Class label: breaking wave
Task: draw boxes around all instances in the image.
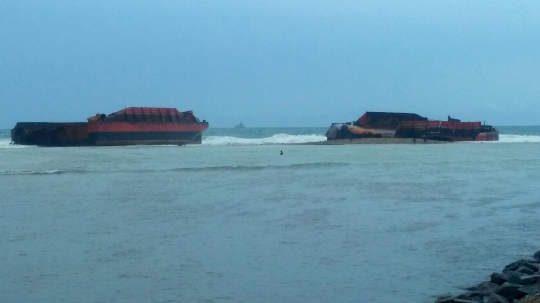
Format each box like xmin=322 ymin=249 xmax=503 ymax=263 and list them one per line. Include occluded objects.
xmin=201 ymin=133 xmax=540 ymax=145
xmin=202 ymin=134 xmax=326 ymax=146
xmin=498 ymin=134 xmax=540 ymax=143
xmin=202 ymin=133 xmax=540 ymax=145
xmin=2 ymin=134 xmax=538 ymax=148
xmin=0 ymin=139 xmax=32 ymax=149
xmin=0 ymin=134 xmax=326 ymax=148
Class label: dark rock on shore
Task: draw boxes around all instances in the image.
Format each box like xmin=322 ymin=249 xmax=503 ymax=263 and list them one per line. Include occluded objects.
xmin=517 ymin=267 xmax=537 ymax=275
xmin=467 ymin=281 xmax=499 ymax=295
xmin=435 ymin=297 xmax=480 ymax=303
xmin=488 ymin=293 xmax=510 ymax=303
xmin=495 ymin=283 xmax=527 ymax=301
xmin=533 ymin=250 xmax=540 ymax=262
xmin=435 ymin=251 xmax=540 ymax=303
xmin=519 ymin=284 xmax=540 ymax=295
xmin=492 ymin=272 xmax=515 ymax=285
xmin=514 ymin=295 xmax=540 ymax=303
xmin=516 ymin=275 xmax=540 ymax=285
xmin=446 ymin=292 xmax=483 ymax=302
xmin=505 ymin=260 xmax=538 ymax=272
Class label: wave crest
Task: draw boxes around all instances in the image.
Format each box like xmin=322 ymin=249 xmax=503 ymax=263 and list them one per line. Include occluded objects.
xmin=3 ymin=134 xmax=539 ymax=148
xmin=498 ymin=135 xmax=540 ymax=143
xmin=202 ymin=134 xmax=326 ymax=146
xmin=0 ymin=139 xmax=32 ymax=149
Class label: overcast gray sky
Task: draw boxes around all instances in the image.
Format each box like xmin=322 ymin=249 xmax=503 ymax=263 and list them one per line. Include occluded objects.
xmin=1 ymin=0 xmax=539 ymax=127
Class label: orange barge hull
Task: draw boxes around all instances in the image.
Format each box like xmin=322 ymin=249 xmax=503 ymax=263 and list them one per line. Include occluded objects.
xmin=11 ymin=107 xmax=209 ymax=146
xmin=394 ymin=120 xmax=499 ymax=142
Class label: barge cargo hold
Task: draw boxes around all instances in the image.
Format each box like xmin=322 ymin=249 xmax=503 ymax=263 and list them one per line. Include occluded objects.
xmin=11 ymin=107 xmax=209 ymax=146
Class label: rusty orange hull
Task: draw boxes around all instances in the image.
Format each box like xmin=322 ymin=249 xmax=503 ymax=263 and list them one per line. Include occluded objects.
xmin=395 ymin=120 xmax=499 ymax=142
xmin=11 ymin=107 xmax=209 ymax=146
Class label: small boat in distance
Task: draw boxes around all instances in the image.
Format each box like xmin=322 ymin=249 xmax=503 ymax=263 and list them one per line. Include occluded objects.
xmin=235 ymin=122 xmax=245 ymax=128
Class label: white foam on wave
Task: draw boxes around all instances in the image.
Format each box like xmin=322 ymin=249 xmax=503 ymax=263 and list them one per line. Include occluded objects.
xmin=0 ymin=139 xmax=32 ymax=149
xmin=2 ymin=134 xmax=538 ymax=147
xmin=498 ymin=134 xmax=540 ymax=143
xmin=202 ymin=133 xmax=326 ymax=146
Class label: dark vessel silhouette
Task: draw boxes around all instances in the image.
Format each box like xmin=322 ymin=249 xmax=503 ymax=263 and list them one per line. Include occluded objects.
xmin=11 ymin=107 xmax=209 ymax=146
xmin=326 ymin=112 xmax=498 ymax=142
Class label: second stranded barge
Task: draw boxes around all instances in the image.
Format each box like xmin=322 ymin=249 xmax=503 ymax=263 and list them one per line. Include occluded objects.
xmin=326 ymin=112 xmax=499 ymax=142
xmin=11 ymin=107 xmax=209 ymax=146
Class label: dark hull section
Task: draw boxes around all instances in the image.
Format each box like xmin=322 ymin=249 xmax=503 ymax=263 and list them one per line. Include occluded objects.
xmin=11 ymin=122 xmax=90 ymax=146
xmin=89 ymin=131 xmax=202 ymax=146
xmin=12 ymin=122 xmax=208 ymax=146
xmin=327 ymin=112 xmax=498 ymax=142
xmin=394 ymin=121 xmax=499 ymax=142
xmin=355 ymin=112 xmax=428 ymax=129
xmin=327 ymin=112 xmax=429 ymax=140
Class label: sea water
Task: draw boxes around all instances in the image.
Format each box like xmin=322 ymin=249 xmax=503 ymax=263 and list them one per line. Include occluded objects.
xmin=1 ymin=126 xmax=540 ymax=303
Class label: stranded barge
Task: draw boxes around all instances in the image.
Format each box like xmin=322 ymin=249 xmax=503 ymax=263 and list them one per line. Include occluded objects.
xmin=326 ymin=112 xmax=498 ymax=142
xmin=11 ymin=107 xmax=209 ymax=146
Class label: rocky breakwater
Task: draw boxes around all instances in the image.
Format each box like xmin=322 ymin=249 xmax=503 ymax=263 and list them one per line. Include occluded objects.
xmin=436 ymin=250 xmax=540 ymax=303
